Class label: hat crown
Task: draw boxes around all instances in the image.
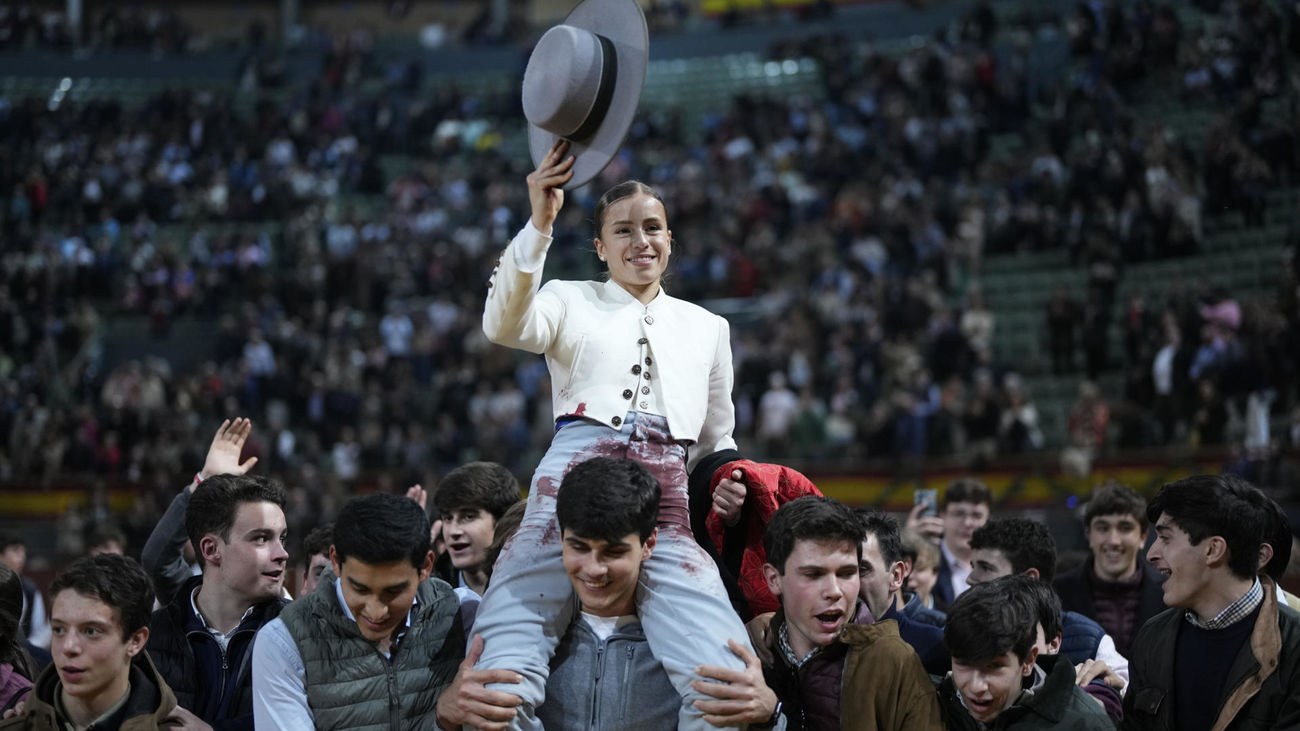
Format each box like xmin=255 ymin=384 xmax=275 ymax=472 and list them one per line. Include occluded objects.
xmin=522 ymin=24 xmax=608 ymax=139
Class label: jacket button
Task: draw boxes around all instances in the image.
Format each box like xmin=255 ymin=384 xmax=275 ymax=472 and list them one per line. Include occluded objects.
xmin=644 ymin=315 xmax=654 ymax=325
xmin=486 ymin=280 xmax=493 ymax=288
xmin=644 ymin=372 xmax=651 ymax=381
xmin=623 ymin=389 xmax=633 ymax=399
xmin=632 ymin=365 xmax=641 ymax=375
xmin=641 ymin=386 xmax=650 ymax=395
xmin=611 ymin=416 xmax=622 ymax=427
xmin=639 ymin=401 xmax=648 ymax=409
xmin=645 ymin=356 xmax=652 ymax=366
xmin=637 ymin=337 xmax=648 ymax=345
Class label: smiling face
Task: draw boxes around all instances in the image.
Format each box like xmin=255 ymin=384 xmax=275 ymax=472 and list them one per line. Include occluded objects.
xmin=1146 ymin=514 xmax=1211 ymax=611
xmin=1087 ymin=513 xmax=1144 ymax=582
xmin=968 ymin=547 xmax=1016 ymax=586
xmin=207 ymin=501 xmax=289 ymax=604
xmin=951 ymin=648 xmax=1037 ymax=724
xmin=594 ymin=193 xmax=671 ymax=303
xmin=442 ymin=507 xmax=497 ymax=573
xmin=331 ymin=548 xmax=432 ymax=649
xmin=50 ymin=589 xmax=147 ymax=717
xmin=562 ymin=529 xmax=653 ymax=618
xmin=764 ymin=538 xmax=860 ymax=660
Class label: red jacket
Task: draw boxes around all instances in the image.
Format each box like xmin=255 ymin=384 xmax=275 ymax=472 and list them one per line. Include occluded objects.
xmin=705 ymin=459 xmax=822 ymax=616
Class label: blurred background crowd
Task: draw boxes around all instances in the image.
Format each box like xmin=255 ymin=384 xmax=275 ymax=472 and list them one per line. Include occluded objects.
xmin=0 ymin=0 xmax=1298 ymax=572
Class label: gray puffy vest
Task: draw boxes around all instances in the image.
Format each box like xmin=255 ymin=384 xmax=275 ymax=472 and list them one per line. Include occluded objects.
xmin=279 ymin=570 xmax=464 ymax=730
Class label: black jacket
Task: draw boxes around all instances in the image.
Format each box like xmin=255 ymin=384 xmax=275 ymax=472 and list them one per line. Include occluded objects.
xmin=145 ymin=575 xmax=285 ymax=731
xmin=939 ymin=654 xmax=1114 ymax=730
xmin=1122 ymin=577 xmax=1300 ymax=731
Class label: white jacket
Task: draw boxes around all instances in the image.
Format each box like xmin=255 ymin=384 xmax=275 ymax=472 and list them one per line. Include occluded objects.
xmin=483 ymin=224 xmax=736 ymax=473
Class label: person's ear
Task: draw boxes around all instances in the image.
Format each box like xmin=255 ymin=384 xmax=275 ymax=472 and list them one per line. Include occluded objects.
xmin=1204 ymin=536 xmax=1229 ymax=567
xmin=125 ymin=626 xmax=149 ymax=659
xmin=641 ymin=528 xmax=658 ymax=563
xmin=1022 ymin=645 xmax=1039 ymax=676
xmin=762 ymin=563 xmax=783 ymax=597
xmin=1258 ymin=542 xmax=1274 ymax=571
xmin=199 ymin=535 xmax=222 ymax=568
xmin=1024 ymin=567 xmax=1041 ymax=581
xmin=330 ymin=545 xmax=341 ymax=577
xmin=594 ymin=238 xmax=607 ymax=263
xmin=1049 ymin=632 xmax=1062 ymax=654
xmin=419 ymin=550 xmax=434 ymax=582
xmin=888 ymin=560 xmax=907 ymax=595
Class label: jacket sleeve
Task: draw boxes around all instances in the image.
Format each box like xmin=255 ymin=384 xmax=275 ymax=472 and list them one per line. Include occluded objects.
xmin=482 ymin=223 xmax=566 ymax=354
xmin=141 ymin=487 xmax=195 ymax=606
xmin=687 ymin=315 xmax=737 ymax=475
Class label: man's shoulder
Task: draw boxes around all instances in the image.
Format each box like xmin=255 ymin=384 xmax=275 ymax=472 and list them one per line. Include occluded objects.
xmin=842 ymin=620 xmax=926 ymax=667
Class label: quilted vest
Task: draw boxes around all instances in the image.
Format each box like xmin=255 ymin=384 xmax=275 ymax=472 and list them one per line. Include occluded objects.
xmin=278 ymin=571 xmax=463 ymax=731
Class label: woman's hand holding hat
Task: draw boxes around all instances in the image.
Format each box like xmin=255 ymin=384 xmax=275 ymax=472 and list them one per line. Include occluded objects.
xmin=527 ymin=139 xmax=575 ymax=235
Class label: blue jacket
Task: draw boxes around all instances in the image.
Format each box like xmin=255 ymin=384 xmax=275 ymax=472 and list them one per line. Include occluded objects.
xmin=899 ymin=591 xmax=947 ymax=628
xmin=1059 ymin=610 xmax=1106 ymax=667
xmin=145 ymin=575 xmax=285 ymax=731
xmin=882 ymin=601 xmax=949 ymax=677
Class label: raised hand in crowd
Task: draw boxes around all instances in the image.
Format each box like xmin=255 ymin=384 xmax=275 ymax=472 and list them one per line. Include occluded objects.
xmin=905 ymin=501 xmax=945 ymax=544
xmin=434 ymin=635 xmax=523 ymax=731
xmin=192 ymin=418 xmax=259 ymax=492
xmin=712 ymin=470 xmax=747 ymax=527
xmin=691 ymin=638 xmax=780 ymax=726
xmin=405 ymin=483 xmax=429 ymax=511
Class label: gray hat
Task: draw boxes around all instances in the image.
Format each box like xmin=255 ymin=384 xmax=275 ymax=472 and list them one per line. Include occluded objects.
xmin=522 ymin=0 xmax=648 ymax=190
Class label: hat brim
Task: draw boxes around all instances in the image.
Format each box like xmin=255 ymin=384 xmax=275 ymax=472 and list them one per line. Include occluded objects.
xmin=527 ymin=0 xmax=648 ymax=191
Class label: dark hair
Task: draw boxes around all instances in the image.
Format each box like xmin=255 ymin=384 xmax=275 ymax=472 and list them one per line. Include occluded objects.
xmin=1015 ymin=574 xmax=1064 ymax=647
xmin=593 ymin=180 xmax=665 ymax=238
xmin=1261 ymin=498 xmax=1293 ymax=582
xmin=763 ymin=497 xmax=865 ymax=575
xmin=0 ymin=533 xmax=24 ymax=552
xmin=941 ymin=478 xmax=992 ymax=511
xmin=186 ymin=474 xmax=287 ymax=569
xmin=970 ymin=518 xmax=1058 ymax=583
xmin=334 ymin=494 xmax=431 ymax=569
xmin=303 ymin=523 xmax=333 ymax=560
xmin=86 ymin=523 xmax=127 ymax=553
xmin=1084 ymin=482 xmax=1149 ymax=532
xmin=855 ymin=508 xmax=903 ymax=566
xmin=432 ymin=462 xmax=521 ymax=520
xmin=945 ymin=574 xmax=1039 ymax=664
xmin=556 ymin=457 xmax=659 ymax=543
xmin=0 ymin=564 xmax=32 ymax=679
xmin=1147 ymin=474 xmax=1264 ymax=580
xmin=484 ymin=501 xmax=527 ymax=582
xmin=50 ymin=554 xmax=154 ymax=640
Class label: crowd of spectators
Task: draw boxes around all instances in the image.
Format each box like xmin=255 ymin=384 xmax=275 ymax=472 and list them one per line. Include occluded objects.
xmin=2 ymin=1 xmax=1300 ymax=557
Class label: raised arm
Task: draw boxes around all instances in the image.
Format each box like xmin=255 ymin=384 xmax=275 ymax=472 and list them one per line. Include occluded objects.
xmin=141 ymin=419 xmax=259 ymax=604
xmin=482 ymin=140 xmax=575 ymax=353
